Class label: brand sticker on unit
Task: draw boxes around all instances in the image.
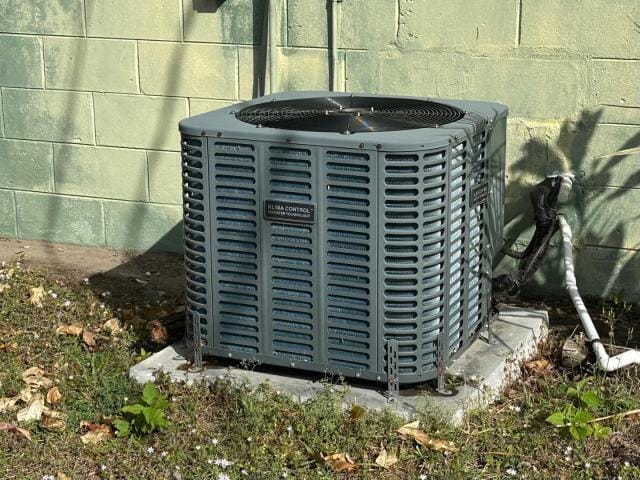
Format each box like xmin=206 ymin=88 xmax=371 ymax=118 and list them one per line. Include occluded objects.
xmin=264 ymin=200 xmax=315 ymax=224
xmin=470 ymin=182 xmax=489 ymax=208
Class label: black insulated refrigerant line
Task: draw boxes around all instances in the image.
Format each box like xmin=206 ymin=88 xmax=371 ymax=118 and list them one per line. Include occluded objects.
xmin=492 ymin=176 xmax=564 ymax=296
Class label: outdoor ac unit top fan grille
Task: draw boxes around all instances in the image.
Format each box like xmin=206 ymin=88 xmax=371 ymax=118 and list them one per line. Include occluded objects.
xmin=234 ymin=96 xmax=466 ymax=133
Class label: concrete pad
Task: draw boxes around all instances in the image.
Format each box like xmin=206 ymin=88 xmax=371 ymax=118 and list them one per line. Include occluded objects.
xmin=130 ymin=306 xmax=548 ymax=425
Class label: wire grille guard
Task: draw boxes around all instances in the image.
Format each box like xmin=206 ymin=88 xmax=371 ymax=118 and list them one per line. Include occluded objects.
xmin=234 ymin=96 xmax=466 ymax=134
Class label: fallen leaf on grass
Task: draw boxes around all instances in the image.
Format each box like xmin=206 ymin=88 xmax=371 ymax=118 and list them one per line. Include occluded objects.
xmin=0 ymin=341 xmax=18 ymax=351
xmin=29 ymin=286 xmax=45 ymax=307
xmin=40 ymin=410 xmax=67 ymax=432
xmin=375 ymin=448 xmax=399 ymax=468
xmin=57 ymin=473 xmax=71 ymax=480
xmin=17 ymin=394 xmax=46 ymax=423
xmin=0 ymin=397 xmax=19 ymax=412
xmin=46 ymin=387 xmax=62 ymax=405
xmin=0 ymin=422 xmax=31 ymax=440
xmin=349 ymin=404 xmax=366 ymax=421
xmin=22 ymin=367 xmax=53 ymax=390
xmin=82 ymin=330 xmax=96 ymax=347
xmin=0 ymin=283 xmax=10 ymax=294
xmin=79 ymin=421 xmax=113 ymax=444
xmin=397 ymin=420 xmax=459 ymax=453
xmin=523 ymin=359 xmax=551 ymax=375
xmin=322 ymin=452 xmax=358 ymax=472
xmin=56 ymin=325 xmax=83 ymax=336
xmin=102 ymin=318 xmax=124 ymax=335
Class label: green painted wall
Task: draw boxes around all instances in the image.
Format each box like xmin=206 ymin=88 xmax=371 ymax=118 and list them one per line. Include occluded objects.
xmin=0 ymin=0 xmax=638 ymax=300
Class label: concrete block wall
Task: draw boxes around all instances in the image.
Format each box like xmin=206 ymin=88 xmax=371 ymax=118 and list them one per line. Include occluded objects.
xmin=0 ymin=0 xmax=638 ymax=300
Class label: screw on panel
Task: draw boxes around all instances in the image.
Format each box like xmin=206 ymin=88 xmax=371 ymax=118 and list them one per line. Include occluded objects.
xmin=358 ymin=143 xmax=364 ymax=148
xmin=376 ymin=144 xmax=382 ymax=150
xmin=216 ymin=132 xmax=223 ymax=137
xmin=286 ymin=138 xmax=292 ymax=143
xmin=436 ymin=332 xmax=452 ymax=395
xmin=201 ymin=130 xmax=206 ymax=136
xmin=386 ymin=339 xmax=400 ymax=403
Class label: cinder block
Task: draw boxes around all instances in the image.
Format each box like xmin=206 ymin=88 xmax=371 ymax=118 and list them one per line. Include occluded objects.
xmin=86 ymin=0 xmax=181 ymax=41
xmin=189 ymin=98 xmax=234 ymax=116
xmin=506 ymin=119 xmax=562 ymax=184
xmin=591 ymin=60 xmax=640 ymax=124
xmin=183 ymin=0 xmax=266 ymax=45
xmin=397 ymin=0 xmax=518 ymax=51
xmin=0 ymin=139 xmax=53 ymax=191
xmin=0 ymin=189 xmax=16 ymax=238
xmin=347 ymin=51 xmax=586 ymax=119
xmin=44 ymin=37 xmax=137 ymax=93
xmin=94 ymin=93 xmax=187 ymax=151
xmin=521 ymin=0 xmax=640 ymax=58
xmin=54 ymin=144 xmax=147 ymax=201
xmin=104 ymin=200 xmax=183 ymax=252
xmin=15 ymin=191 xmax=104 ymax=245
xmin=0 ymin=35 xmax=43 ymax=88
xmin=148 ymin=151 xmax=181 ymax=204
xmin=0 ymin=90 xmax=4 ymax=137
xmin=287 ymin=0 xmax=396 ymax=49
xmin=0 ymin=0 xmax=84 ymax=35
xmin=3 ymin=88 xmax=94 ymax=144
xmin=139 ymin=42 xmax=237 ymax=99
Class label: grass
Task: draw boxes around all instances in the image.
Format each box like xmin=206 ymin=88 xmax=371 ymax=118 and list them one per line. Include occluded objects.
xmin=1 ymin=259 xmax=640 ymax=479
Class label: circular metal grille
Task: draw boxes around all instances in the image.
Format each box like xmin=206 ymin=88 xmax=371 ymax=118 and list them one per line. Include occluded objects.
xmin=235 ymin=96 xmax=465 ymax=134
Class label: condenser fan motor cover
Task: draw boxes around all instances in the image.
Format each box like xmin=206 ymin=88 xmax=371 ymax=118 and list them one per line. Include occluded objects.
xmin=179 ymin=91 xmax=508 ymax=386
xmin=234 ymin=96 xmax=466 ymax=133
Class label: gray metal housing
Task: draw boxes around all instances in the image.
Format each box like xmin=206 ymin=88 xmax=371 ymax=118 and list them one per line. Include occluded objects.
xmin=179 ymin=91 xmax=508 ymax=385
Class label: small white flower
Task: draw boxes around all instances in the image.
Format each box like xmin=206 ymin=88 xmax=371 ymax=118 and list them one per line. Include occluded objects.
xmin=247 ymin=436 xmax=252 ymax=442
xmin=211 ymin=438 xmax=219 ymax=446
xmin=63 ymin=300 xmax=71 ymax=308
xmin=564 ymin=456 xmax=571 ymax=462
xmin=146 ymin=446 xmax=154 ymax=454
xmin=101 ymin=290 xmax=111 ymax=297
xmin=218 ymin=474 xmax=231 ymax=480
xmin=100 ymin=303 xmax=105 ymax=309
xmin=565 ymin=446 xmax=573 ymax=453
xmin=82 ymin=277 xmax=90 ymax=284
xmin=100 ymin=465 xmax=107 ymax=471
xmin=275 ymin=390 xmax=281 ymax=395
xmin=584 ymin=462 xmax=591 ymax=469
xmin=506 ymin=468 xmax=517 ymax=476
xmin=214 ymin=458 xmax=233 ymax=468
xmin=191 ymin=428 xmax=197 ymax=434
xmin=42 ymin=476 xmax=55 ymax=480
xmin=171 ymin=396 xmax=177 ymax=402
xmin=50 ymin=292 xmax=58 ymax=299
xmin=286 ymin=426 xmax=293 ymax=433
xmin=123 ymin=397 xmax=129 ymax=402
xmin=195 ymin=445 xmax=201 ymax=451
xmin=241 ymin=470 xmax=249 ymax=476
xmin=282 ymin=473 xmax=288 ymax=478
xmin=624 ymin=461 xmax=631 ymax=467
xmin=207 ymin=459 xmax=214 ymax=465
xmin=419 ymin=475 xmax=428 ymax=480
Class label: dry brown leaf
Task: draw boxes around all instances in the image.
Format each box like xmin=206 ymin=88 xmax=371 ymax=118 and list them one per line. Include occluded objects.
xmin=375 ymin=448 xmax=399 ymax=468
xmin=56 ymin=325 xmax=83 ymax=336
xmin=322 ymin=452 xmax=358 ymax=472
xmin=103 ymin=318 xmax=123 ymax=335
xmin=0 ymin=421 xmax=31 ymax=441
xmin=397 ymin=420 xmax=459 ymax=453
xmin=46 ymin=386 xmax=62 ymax=405
xmin=349 ymin=404 xmax=366 ymax=421
xmin=5 ymin=268 xmax=14 ymax=279
xmin=79 ymin=421 xmax=113 ymax=444
xmin=22 ymin=367 xmax=53 ymax=390
xmin=0 ymin=397 xmax=20 ymax=412
xmin=0 ymin=341 xmax=18 ymax=351
xmin=18 ymin=386 xmax=34 ymax=403
xmin=523 ymin=359 xmax=551 ymax=375
xmin=29 ymin=286 xmax=45 ymax=307
xmin=16 ymin=394 xmax=46 ymax=423
xmin=57 ymin=473 xmax=71 ymax=480
xmin=0 ymin=284 xmax=10 ymax=294
xmin=82 ymin=330 xmax=96 ymax=347
xmin=40 ymin=411 xmax=67 ymax=432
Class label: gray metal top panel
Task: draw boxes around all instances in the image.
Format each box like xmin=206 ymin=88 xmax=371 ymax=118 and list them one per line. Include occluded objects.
xmin=179 ymin=91 xmax=508 ymax=152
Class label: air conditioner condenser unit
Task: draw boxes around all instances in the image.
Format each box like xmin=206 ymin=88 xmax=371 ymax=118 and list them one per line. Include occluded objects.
xmin=179 ymin=92 xmax=508 ymax=393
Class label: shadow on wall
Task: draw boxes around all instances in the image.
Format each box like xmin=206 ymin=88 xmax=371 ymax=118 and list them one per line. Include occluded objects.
xmin=501 ymin=109 xmax=640 ymax=302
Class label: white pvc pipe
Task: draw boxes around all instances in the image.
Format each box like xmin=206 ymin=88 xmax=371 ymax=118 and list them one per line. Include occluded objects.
xmin=268 ymin=0 xmax=278 ymax=94
xmin=559 ymin=215 xmax=640 ymax=371
xmin=330 ymin=0 xmax=340 ymax=91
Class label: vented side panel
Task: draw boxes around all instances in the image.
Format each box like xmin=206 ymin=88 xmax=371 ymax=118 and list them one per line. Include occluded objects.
xmin=265 ymin=145 xmax=318 ymax=363
xmin=209 ymin=140 xmax=261 ymax=355
xmin=182 ymin=135 xmax=211 ymax=347
xmin=322 ymin=149 xmax=377 ymax=374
